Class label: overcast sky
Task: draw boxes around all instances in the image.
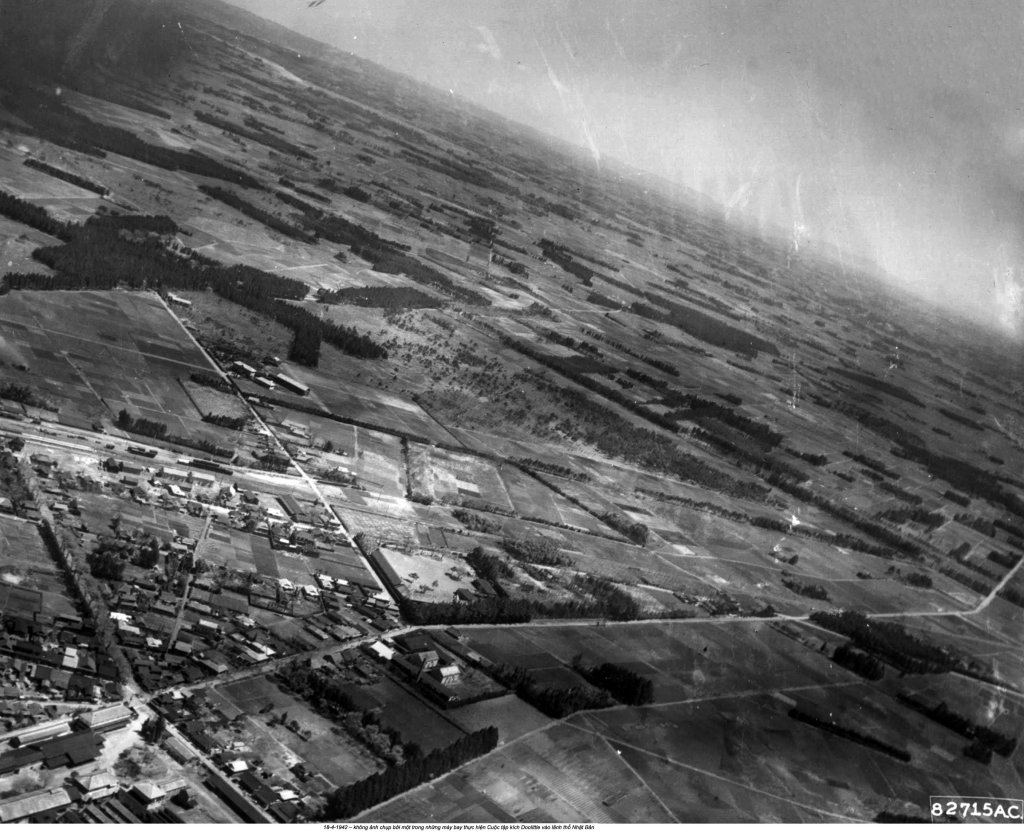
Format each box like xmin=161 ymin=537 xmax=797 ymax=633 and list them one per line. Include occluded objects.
xmin=226 ymin=0 xmax=1024 ymax=332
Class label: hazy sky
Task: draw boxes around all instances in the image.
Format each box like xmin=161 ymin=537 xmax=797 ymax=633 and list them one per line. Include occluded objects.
xmin=226 ymin=0 xmax=1024 ymax=332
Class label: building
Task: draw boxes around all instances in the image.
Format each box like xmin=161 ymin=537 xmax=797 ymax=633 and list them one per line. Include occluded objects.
xmin=253 ymin=375 xmax=276 ymax=390
xmin=277 ymin=494 xmax=308 ymax=520
xmin=0 ymin=787 xmax=71 ymax=823
xmin=131 ymin=782 xmax=167 ymax=805
xmin=230 ymin=361 xmax=256 ymax=377
xmin=74 ymin=703 xmax=133 ymax=734
xmin=166 ymin=293 xmax=192 ymax=308
xmin=364 ymin=641 xmax=395 ymax=662
xmin=408 ymin=650 xmax=439 ymax=671
xmin=11 ymin=719 xmax=72 ymax=747
xmin=430 ymin=665 xmax=461 ymax=686
xmin=189 ymin=471 xmax=217 ymax=488
xmin=158 ymin=466 xmax=190 ymax=483
xmin=71 ymin=771 xmax=120 ymax=801
xmin=272 ymin=373 xmax=310 ymax=396
xmin=205 ymin=772 xmax=266 ymax=823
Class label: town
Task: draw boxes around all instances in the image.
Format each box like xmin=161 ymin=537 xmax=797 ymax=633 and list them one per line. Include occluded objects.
xmin=0 ymin=0 xmax=1019 ymax=824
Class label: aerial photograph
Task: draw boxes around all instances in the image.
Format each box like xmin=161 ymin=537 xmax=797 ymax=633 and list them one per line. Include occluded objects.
xmin=0 ymin=0 xmax=1020 ymax=824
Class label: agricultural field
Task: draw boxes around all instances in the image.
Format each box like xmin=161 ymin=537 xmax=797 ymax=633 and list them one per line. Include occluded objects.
xmin=353 ymin=673 xmax=466 ymax=753
xmin=215 ymin=676 xmax=383 ymax=788
xmin=0 ymin=0 xmax=1021 ymax=825
xmin=0 ymin=516 xmax=77 ymax=618
xmin=274 ymin=363 xmax=459 ymax=446
xmin=0 ymin=290 xmax=249 ymax=447
xmin=407 ymin=443 xmax=513 ymax=510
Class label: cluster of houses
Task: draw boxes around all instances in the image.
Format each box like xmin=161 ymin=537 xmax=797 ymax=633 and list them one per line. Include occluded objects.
xmin=362 ymin=630 xmax=498 ymax=708
xmin=107 ymin=581 xmax=294 ymax=691
xmin=103 ymin=457 xmax=222 ymax=506
xmin=152 ymin=689 xmax=323 ymax=822
xmin=230 ymin=361 xmax=310 ymax=397
xmin=0 ymin=609 xmax=119 ymax=708
xmin=0 ymin=703 xmax=132 ymax=781
xmin=0 ymin=768 xmax=191 ymax=824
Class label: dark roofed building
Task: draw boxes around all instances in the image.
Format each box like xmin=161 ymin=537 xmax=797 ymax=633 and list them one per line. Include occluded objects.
xmin=205 ymin=772 xmax=266 ymax=823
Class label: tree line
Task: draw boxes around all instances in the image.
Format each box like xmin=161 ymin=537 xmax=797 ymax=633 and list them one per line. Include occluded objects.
xmin=400 ymin=573 xmax=644 ymax=625
xmin=5 ymin=87 xmax=263 ymax=188
xmin=896 ymin=692 xmax=1017 ymax=759
xmin=319 ymin=727 xmax=498 ymax=819
xmin=629 ymin=290 xmax=779 ymax=358
xmin=116 ymin=409 xmax=233 ymax=458
xmin=491 ymin=663 xmax=612 ymax=718
xmin=788 ymin=707 xmax=910 ymax=762
xmin=318 ymin=285 xmax=441 ymax=310
xmin=832 ymin=642 xmax=885 ymax=680
xmin=809 ymin=610 xmax=958 ymax=674
xmin=24 ymin=158 xmax=108 ymax=196
xmin=570 ymin=655 xmax=654 ymax=706
xmin=0 ymin=212 xmax=387 ymax=364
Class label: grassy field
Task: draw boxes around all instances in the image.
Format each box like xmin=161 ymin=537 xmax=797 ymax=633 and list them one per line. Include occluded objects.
xmin=216 ymin=676 xmax=382 ymax=787
xmin=0 ymin=290 xmax=248 ymax=448
xmin=0 ymin=516 xmax=77 ymax=617
xmin=361 ymin=674 xmax=466 ymax=753
xmin=407 ymin=443 xmax=514 ymax=510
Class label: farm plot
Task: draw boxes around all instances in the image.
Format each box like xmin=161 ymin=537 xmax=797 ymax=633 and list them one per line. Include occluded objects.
xmin=0 ymin=290 xmax=249 ymax=447
xmin=444 ymin=694 xmax=552 ymax=742
xmin=275 ymin=363 xmax=458 ymax=445
xmin=498 ymin=466 xmax=624 ymax=537
xmin=180 ymin=379 xmax=249 ymax=420
xmin=0 ymin=516 xmax=77 ymax=618
xmin=360 ymin=675 xmax=466 ymax=753
xmin=74 ymin=492 xmax=206 ymax=543
xmin=407 ymin=443 xmax=513 ymax=510
xmin=574 ymin=681 xmax=1021 ymax=822
xmin=362 ymin=721 xmax=675 ymax=824
xmin=196 ymin=528 xmax=260 ymax=573
xmin=463 ymin=620 xmax=854 ymax=705
xmin=215 ymin=676 xmax=381 ymax=787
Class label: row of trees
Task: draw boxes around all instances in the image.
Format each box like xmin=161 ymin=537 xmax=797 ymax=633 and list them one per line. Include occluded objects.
xmin=320 ymin=727 xmax=499 ymax=819
xmin=452 ymin=509 xmax=503 ymax=535
xmin=570 ymin=655 xmax=654 ymax=706
xmin=198 ymin=184 xmax=312 ymax=242
xmin=781 ymin=577 xmax=830 ymax=602
xmin=194 ymin=111 xmax=316 ymax=160
xmin=0 ymin=189 xmax=73 ymax=240
xmin=24 ymin=158 xmax=108 ymax=196
xmin=317 ymin=286 xmax=441 ymax=309
xmin=832 ymin=642 xmax=885 ymax=680
xmin=582 ymin=328 xmax=680 ymax=377
xmin=896 ymin=692 xmax=1017 ymax=758
xmin=509 ymin=457 xmax=590 ymax=482
xmin=6 ymin=88 xmax=263 ymax=188
xmin=115 ymin=409 xmax=233 ymax=458
xmin=809 ymin=611 xmax=958 ymax=674
xmin=401 ymin=573 xmax=644 ymax=625
xmin=492 ymin=333 xmax=769 ymax=502
xmin=599 ymin=512 xmax=650 ymax=545
xmin=501 ymin=534 xmax=570 ymax=566
xmin=788 ymin=707 xmax=910 ymax=762
xmin=630 ymin=291 xmax=779 ymax=358
xmin=1 ymin=212 xmax=388 ymax=364
xmin=492 ymin=663 xmax=612 ymax=718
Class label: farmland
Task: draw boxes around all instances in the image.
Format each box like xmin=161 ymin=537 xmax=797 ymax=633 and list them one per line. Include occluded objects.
xmin=0 ymin=0 xmax=1018 ymax=824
